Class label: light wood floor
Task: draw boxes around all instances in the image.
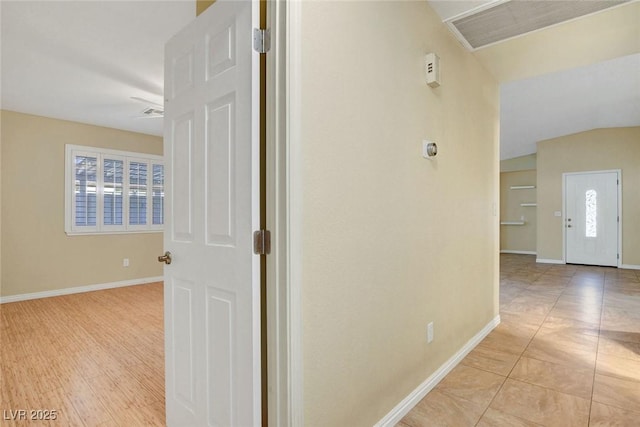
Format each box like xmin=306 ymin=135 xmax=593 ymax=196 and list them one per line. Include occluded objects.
xmin=1 ymin=283 xmax=164 ymax=426
xmin=399 ymin=254 xmax=640 ymax=426
xmin=3 ymin=258 xmax=640 ymax=426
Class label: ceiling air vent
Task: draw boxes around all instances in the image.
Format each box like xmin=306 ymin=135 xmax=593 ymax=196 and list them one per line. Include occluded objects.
xmin=447 ymin=0 xmax=631 ymax=50
xmin=142 ymin=107 xmax=164 ymax=117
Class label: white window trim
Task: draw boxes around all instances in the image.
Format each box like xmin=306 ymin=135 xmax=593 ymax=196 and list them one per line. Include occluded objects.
xmin=65 ymin=144 xmax=164 ymax=236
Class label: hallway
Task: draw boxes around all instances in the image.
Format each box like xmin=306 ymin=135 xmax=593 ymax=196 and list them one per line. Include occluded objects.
xmin=399 ymin=254 xmax=640 ymax=426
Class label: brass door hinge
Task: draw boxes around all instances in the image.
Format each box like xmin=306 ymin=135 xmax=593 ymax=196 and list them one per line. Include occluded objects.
xmin=253 ymin=230 xmax=271 ymax=255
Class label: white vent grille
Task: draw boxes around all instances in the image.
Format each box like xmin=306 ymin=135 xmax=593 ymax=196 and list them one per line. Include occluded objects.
xmin=448 ymin=0 xmax=630 ymax=50
xmin=142 ymin=107 xmax=164 ymax=116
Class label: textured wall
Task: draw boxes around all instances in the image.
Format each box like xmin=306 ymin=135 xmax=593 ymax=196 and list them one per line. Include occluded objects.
xmin=294 ymin=2 xmax=500 ymax=425
xmin=500 ymin=170 xmax=537 ymax=253
xmin=537 ymin=127 xmax=640 ymax=266
xmin=1 ymin=111 xmax=163 ymax=297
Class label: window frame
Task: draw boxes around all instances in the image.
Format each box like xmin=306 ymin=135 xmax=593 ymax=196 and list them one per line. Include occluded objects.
xmin=65 ymin=145 xmax=164 ymax=236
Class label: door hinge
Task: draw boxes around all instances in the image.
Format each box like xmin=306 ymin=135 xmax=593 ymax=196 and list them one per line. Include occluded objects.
xmin=617 ymin=254 xmax=620 ymax=259
xmin=253 ymin=229 xmax=271 ymax=255
xmin=253 ymin=28 xmax=270 ymax=54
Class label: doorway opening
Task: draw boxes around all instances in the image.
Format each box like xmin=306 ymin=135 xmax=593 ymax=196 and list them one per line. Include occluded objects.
xmin=563 ymin=170 xmax=621 ymax=267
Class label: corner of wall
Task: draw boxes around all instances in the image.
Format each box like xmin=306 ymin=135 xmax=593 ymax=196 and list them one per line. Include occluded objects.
xmin=536 ymin=127 xmax=640 ymax=264
xmin=0 ymin=110 xmax=4 ymax=292
xmin=1 ymin=111 xmax=164 ymax=297
xmin=196 ymin=0 xmax=215 ymax=16
xmin=500 ymin=153 xmax=537 ymax=172
xmin=500 ymin=170 xmax=537 ymax=253
xmin=296 ymin=2 xmax=500 ymax=425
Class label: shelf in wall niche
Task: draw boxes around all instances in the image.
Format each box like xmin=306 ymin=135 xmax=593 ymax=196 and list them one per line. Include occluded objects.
xmin=500 ymin=221 xmax=526 ymax=226
xmin=510 ymin=185 xmax=536 ymax=190
xmin=520 ymin=203 xmax=537 ymax=207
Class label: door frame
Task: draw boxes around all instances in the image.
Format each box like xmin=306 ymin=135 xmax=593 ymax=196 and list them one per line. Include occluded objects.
xmin=163 ymin=1 xmax=262 ymax=424
xmin=562 ymin=169 xmax=622 ymax=267
xmin=266 ymin=0 xmax=304 ymax=426
xmin=189 ymin=1 xmax=302 ymax=424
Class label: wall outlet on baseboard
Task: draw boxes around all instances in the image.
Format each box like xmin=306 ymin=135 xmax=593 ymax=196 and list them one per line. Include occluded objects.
xmin=123 ymin=258 xmax=129 ymax=267
xmin=427 ymin=322 xmax=434 ymax=343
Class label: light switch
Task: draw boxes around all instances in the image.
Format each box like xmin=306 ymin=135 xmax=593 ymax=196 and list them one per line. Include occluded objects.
xmin=554 ymin=211 xmax=562 ymax=217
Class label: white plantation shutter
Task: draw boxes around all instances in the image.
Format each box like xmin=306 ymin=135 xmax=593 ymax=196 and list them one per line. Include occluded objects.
xmin=128 ymin=160 xmax=149 ymax=227
xmin=152 ymin=164 xmax=164 ymax=226
xmin=65 ymin=145 xmax=164 ymax=235
xmin=72 ymin=153 xmax=98 ymax=231
xmin=103 ymin=157 xmax=124 ymax=227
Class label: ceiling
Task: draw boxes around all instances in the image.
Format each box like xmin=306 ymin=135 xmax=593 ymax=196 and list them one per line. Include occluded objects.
xmin=431 ymin=0 xmax=631 ymax=50
xmin=1 ymin=1 xmax=639 ymax=158
xmin=430 ymin=0 xmax=640 ymax=160
xmin=500 ymin=53 xmax=640 ymax=159
xmin=1 ymin=1 xmax=195 ymax=137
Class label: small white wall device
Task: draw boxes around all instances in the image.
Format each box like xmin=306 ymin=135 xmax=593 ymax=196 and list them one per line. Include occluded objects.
xmin=425 ymin=53 xmax=440 ymax=88
xmin=423 ymin=140 xmax=438 ymax=159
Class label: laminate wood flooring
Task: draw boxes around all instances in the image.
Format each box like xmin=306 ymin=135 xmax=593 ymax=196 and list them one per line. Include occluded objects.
xmin=3 ymin=256 xmax=640 ymax=426
xmin=0 ymin=283 xmax=164 ymax=426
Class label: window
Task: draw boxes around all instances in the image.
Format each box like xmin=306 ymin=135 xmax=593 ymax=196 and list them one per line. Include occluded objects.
xmin=103 ymin=158 xmax=124 ymax=226
xmin=65 ymin=145 xmax=164 ymax=235
xmin=152 ymin=164 xmax=165 ymax=225
xmin=128 ymin=161 xmax=148 ymax=227
xmin=585 ymin=189 xmax=597 ymax=238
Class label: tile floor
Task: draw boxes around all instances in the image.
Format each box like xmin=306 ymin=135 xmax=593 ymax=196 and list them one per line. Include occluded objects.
xmin=398 ymin=254 xmax=640 ymax=427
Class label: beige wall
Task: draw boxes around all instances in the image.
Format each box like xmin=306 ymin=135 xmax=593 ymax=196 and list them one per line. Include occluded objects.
xmin=1 ymin=111 xmax=163 ymax=297
xmin=0 ymin=112 xmax=3 ymax=291
xmin=296 ymin=2 xmax=499 ymax=425
xmin=195 ymin=0 xmax=214 ymax=16
xmin=500 ymin=170 xmax=537 ymax=253
xmin=475 ymin=1 xmax=640 ymax=82
xmin=501 ymin=153 xmax=537 ymax=172
xmin=537 ymin=127 xmax=640 ymax=265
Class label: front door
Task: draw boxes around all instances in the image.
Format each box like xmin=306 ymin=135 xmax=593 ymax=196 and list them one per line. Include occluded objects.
xmin=163 ymin=1 xmax=261 ymax=425
xmin=565 ymin=171 xmax=619 ymax=267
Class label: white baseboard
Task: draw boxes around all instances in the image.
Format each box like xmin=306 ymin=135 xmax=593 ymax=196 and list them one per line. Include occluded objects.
xmin=620 ymin=264 xmax=640 ymax=271
xmin=500 ymin=250 xmax=537 ymax=255
xmin=0 ymin=276 xmax=164 ymax=304
xmin=536 ymin=258 xmax=565 ymax=265
xmin=375 ymin=315 xmax=501 ymax=427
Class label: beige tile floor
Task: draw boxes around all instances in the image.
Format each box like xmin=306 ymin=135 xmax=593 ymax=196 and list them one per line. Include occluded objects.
xmin=399 ymin=254 xmax=640 ymax=427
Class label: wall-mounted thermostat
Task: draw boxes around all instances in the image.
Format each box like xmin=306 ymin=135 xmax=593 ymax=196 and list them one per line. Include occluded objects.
xmin=422 ymin=140 xmax=438 ymax=159
xmin=425 ymin=53 xmax=440 ymax=88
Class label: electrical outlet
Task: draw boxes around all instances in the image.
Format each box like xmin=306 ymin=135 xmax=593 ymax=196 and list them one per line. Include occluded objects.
xmin=427 ymin=322 xmax=434 ymax=343
xmin=123 ymin=258 xmax=129 ymax=267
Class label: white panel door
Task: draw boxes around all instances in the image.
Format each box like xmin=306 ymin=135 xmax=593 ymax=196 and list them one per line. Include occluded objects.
xmin=163 ymin=1 xmax=260 ymax=426
xmin=565 ymin=171 xmax=619 ymax=267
